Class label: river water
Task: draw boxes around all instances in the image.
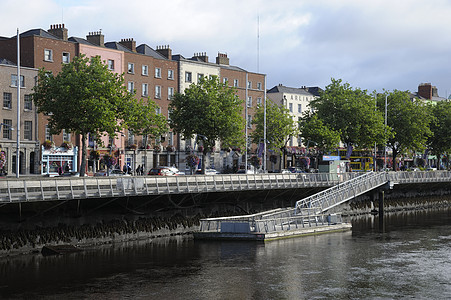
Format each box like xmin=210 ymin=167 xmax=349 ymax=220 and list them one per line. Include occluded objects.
xmin=1 ymin=208 xmax=450 ymax=299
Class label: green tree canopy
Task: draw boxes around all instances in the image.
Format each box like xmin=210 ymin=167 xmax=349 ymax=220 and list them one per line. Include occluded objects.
xmin=427 ymin=100 xmax=451 ymax=169
xmin=169 ymin=76 xmax=245 ymax=172
xmin=251 ymin=98 xmax=298 ymax=154
xmin=309 ymin=78 xmax=387 ymax=149
xmin=33 ymin=54 xmax=164 ymax=175
xmin=377 ymin=90 xmax=432 ymax=170
xmin=299 ymin=113 xmax=341 ymax=152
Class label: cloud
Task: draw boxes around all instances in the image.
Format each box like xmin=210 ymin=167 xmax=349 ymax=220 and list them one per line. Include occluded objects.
xmin=2 ymin=0 xmax=451 ymax=96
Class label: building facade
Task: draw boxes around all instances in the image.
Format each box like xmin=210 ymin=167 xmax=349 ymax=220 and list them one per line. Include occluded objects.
xmin=0 ymin=60 xmax=39 ymax=175
xmin=0 ymin=24 xmax=267 ymax=175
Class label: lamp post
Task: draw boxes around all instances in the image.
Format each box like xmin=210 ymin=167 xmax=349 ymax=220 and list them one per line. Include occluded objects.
xmin=384 ymin=95 xmax=388 ymax=171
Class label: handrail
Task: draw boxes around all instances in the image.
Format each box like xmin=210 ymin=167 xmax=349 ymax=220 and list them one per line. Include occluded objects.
xmin=0 ymin=171 xmax=449 ymax=204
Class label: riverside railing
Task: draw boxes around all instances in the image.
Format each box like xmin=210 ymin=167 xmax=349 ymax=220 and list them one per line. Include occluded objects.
xmin=0 ymin=173 xmax=359 ymax=204
xmin=0 ymin=171 xmax=449 ymax=204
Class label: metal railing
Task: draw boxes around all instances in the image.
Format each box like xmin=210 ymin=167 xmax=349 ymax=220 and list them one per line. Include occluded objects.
xmin=198 ymin=207 xmax=342 ymax=234
xmin=0 ymin=171 xmax=449 ymax=204
xmin=294 ymin=172 xmax=389 ymax=214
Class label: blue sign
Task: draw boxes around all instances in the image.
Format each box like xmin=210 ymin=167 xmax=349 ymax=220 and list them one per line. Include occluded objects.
xmin=323 ymin=155 xmax=341 ymax=161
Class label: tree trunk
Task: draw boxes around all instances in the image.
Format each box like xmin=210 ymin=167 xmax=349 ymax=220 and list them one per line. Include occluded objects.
xmin=80 ymin=134 xmax=87 ymax=176
xmin=392 ymin=148 xmax=398 ymax=171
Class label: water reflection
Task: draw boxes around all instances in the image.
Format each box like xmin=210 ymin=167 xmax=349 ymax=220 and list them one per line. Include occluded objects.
xmin=1 ymin=208 xmax=450 ymax=299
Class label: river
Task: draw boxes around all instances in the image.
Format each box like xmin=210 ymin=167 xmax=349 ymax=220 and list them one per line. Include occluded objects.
xmin=1 ymin=208 xmax=450 ymax=299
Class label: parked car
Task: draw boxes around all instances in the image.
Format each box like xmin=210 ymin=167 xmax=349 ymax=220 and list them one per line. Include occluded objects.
xmin=288 ymin=167 xmax=305 ymax=173
xmin=195 ymin=168 xmax=220 ymax=175
xmin=57 ymin=171 xmax=80 ymax=177
xmin=148 ymin=166 xmax=184 ymax=176
xmin=94 ymin=169 xmax=129 ymax=176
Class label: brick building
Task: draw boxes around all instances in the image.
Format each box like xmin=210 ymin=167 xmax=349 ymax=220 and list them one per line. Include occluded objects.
xmin=0 ymin=25 xmax=266 ymax=174
xmin=0 ymin=59 xmax=39 ymax=175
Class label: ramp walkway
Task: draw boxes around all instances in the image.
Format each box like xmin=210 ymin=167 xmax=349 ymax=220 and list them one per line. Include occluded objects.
xmin=294 ymin=171 xmax=390 ymax=215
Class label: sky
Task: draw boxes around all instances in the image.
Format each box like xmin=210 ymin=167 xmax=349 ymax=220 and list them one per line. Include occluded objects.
xmin=2 ymin=0 xmax=451 ymax=97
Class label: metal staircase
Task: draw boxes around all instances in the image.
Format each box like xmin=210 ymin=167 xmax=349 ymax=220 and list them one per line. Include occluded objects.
xmin=295 ymin=172 xmax=389 ymax=215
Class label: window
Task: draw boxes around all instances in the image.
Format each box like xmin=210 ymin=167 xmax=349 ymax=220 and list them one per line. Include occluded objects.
xmin=24 ymin=121 xmax=32 ymax=140
xmin=289 ymin=103 xmax=293 ymax=112
xmin=233 ymin=79 xmax=239 ymax=87
xmin=168 ymin=132 xmax=174 ymax=145
xmin=168 ymin=69 xmax=174 ymax=80
xmin=198 ymin=73 xmax=204 ymax=81
xmin=62 ymin=52 xmax=70 ymax=64
xmin=128 ymin=130 xmax=134 ymax=146
xmin=24 ymin=94 xmax=32 ymax=110
xmin=223 ymin=77 xmax=228 ymax=84
xmin=44 ymin=49 xmax=53 ymax=61
xmin=3 ymin=92 xmax=12 ymax=109
xmin=155 ymin=85 xmax=161 ymax=99
xmin=3 ymin=119 xmax=12 ymax=139
xmin=142 ymin=135 xmax=148 ymax=148
xmin=257 ymin=97 xmax=262 ymax=106
xmin=247 ymin=81 xmax=252 ymax=89
xmin=45 ymin=125 xmax=52 ymax=141
xmin=168 ymin=87 xmax=174 ymax=99
xmin=155 ymin=67 xmax=161 ymax=78
xmin=247 ymin=96 xmax=252 ymax=108
xmin=128 ymin=63 xmax=134 ymax=74
xmin=62 ymin=129 xmax=70 ymax=142
xmin=247 ymin=115 xmax=252 ymax=129
xmin=156 ymin=106 xmax=161 ymax=115
xmin=185 ymin=72 xmax=192 ymax=82
xmin=298 ymin=104 xmax=302 ymax=113
xmin=257 ymin=82 xmax=262 ymax=90
xmin=142 ymin=83 xmax=148 ymax=96
xmin=11 ymin=75 xmax=25 ymax=87
xmin=127 ymin=81 xmax=134 ymax=94
xmin=142 ymin=65 xmax=148 ymax=76
xmin=108 ymin=59 xmax=115 ymax=71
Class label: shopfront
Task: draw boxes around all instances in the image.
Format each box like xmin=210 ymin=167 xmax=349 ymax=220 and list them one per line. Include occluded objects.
xmin=41 ymin=146 xmax=78 ymax=176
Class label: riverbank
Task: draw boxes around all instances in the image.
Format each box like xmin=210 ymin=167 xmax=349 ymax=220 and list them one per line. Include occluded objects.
xmin=1 ymin=193 xmax=450 ymax=258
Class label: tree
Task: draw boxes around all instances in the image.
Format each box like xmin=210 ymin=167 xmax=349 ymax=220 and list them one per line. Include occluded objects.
xmin=377 ymin=90 xmax=432 ymax=171
xmin=125 ymin=99 xmax=168 ymax=143
xmin=169 ymin=76 xmax=245 ymax=173
xmin=309 ymin=78 xmax=387 ymax=150
xmin=251 ymin=98 xmax=298 ymax=152
xmin=428 ymin=100 xmax=451 ymax=169
xmin=299 ymin=113 xmax=341 ymax=152
xmin=33 ymin=54 xmax=162 ymax=176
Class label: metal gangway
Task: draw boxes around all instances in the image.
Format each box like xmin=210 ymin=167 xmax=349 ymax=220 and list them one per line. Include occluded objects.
xmin=295 ymin=172 xmax=390 ymax=215
xmin=198 ymin=207 xmax=343 ymax=236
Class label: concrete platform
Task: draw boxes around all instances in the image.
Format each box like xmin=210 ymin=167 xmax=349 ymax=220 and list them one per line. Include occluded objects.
xmin=194 ymin=223 xmax=352 ymax=242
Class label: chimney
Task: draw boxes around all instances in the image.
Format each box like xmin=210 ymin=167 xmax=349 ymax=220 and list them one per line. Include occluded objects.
xmin=216 ymin=52 xmax=229 ymax=65
xmin=156 ymin=45 xmax=172 ymax=59
xmin=119 ymin=38 xmax=136 ymax=52
xmin=193 ymin=52 xmax=209 ymax=62
xmin=418 ymin=83 xmax=432 ymax=99
xmin=432 ymin=86 xmax=439 ymax=97
xmin=86 ymin=31 xmax=104 ymax=47
xmin=48 ymin=24 xmax=68 ymax=41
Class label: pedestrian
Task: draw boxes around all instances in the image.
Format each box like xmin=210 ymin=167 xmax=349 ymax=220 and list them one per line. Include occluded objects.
xmin=136 ymin=165 xmax=141 ymax=176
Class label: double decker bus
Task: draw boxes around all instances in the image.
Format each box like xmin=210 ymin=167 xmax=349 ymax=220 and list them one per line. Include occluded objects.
xmin=332 ymin=148 xmax=374 ymax=172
